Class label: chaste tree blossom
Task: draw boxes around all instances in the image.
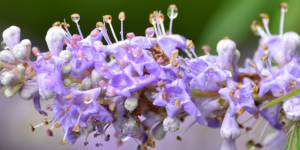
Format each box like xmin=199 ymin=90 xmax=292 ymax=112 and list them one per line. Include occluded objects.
xmin=1 ymin=2 xmax=300 ymax=150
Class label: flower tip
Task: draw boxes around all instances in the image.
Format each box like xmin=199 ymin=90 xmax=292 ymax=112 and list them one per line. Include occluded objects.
xmin=103 ymin=15 xmax=112 ymax=23
xmin=280 ymin=2 xmax=288 ymax=9
xmin=251 ymin=20 xmax=262 ymax=31
xmin=118 ymin=11 xmax=125 ymax=21
xmin=61 ymin=22 xmax=70 ymax=27
xmin=176 ymin=136 xmax=182 ymax=141
xmin=259 ymin=13 xmax=269 ymax=20
xmin=169 ymin=4 xmax=178 ymax=11
xmin=185 ymin=39 xmax=194 ymax=48
xmin=223 ymin=36 xmax=229 ymax=40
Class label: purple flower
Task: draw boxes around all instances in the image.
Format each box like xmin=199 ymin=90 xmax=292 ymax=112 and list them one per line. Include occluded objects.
xmin=259 ymin=102 xmax=282 ymax=130
xmin=219 ymin=78 xmax=258 ymax=117
xmin=153 ymin=78 xmax=204 ymax=123
xmin=283 ymin=96 xmax=300 ymax=121
xmin=221 ymin=140 xmax=237 ymax=150
xmin=156 ymin=34 xmax=186 ymax=57
xmin=261 ymin=130 xmax=287 ymax=150
xmin=220 ymin=111 xmax=241 ymax=140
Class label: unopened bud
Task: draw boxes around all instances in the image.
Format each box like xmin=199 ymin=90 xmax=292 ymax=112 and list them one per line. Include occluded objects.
xmin=220 ymin=112 xmax=241 ymax=140
xmin=0 ymin=50 xmax=17 ymax=64
xmin=216 ymin=39 xmax=236 ymax=69
xmin=1 ymin=72 xmax=15 ymax=86
xmin=59 ymin=50 xmax=72 ymax=62
xmin=91 ymin=69 xmax=103 ymax=87
xmin=125 ymin=97 xmax=138 ymax=112
xmin=82 ymin=77 xmax=92 ymax=90
xmin=151 ymin=122 xmax=166 ymax=140
xmin=13 ymin=43 xmax=27 ymax=60
xmin=163 ymin=117 xmax=180 ymax=132
xmin=61 ymin=63 xmax=72 ymax=77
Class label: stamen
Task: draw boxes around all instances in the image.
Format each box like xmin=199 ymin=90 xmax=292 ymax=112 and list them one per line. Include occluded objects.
xmin=236 ymin=83 xmax=243 ymax=89
xmin=119 ymin=12 xmax=125 ymax=41
xmin=64 ymin=92 xmax=74 ymax=100
xmin=236 ymin=108 xmax=245 ymax=116
xmin=261 ymin=55 xmax=268 ymax=61
xmin=167 ymin=4 xmax=178 ymax=35
xmin=106 ymin=87 xmax=115 ymax=97
xmin=175 ymin=99 xmax=181 ymax=108
xmin=146 ymin=27 xmax=155 ymax=37
xmin=248 ymin=61 xmax=264 ymax=79
xmin=71 ymin=14 xmax=84 ymax=40
xmin=250 ymin=119 xmax=263 ymax=139
xmin=99 ymin=80 xmax=107 ymax=90
xmin=149 ymin=14 xmax=159 ymax=36
xmin=186 ymin=39 xmax=198 ymax=58
xmin=279 ymin=89 xmax=285 ymax=94
xmin=62 ymin=19 xmax=72 ymax=39
xmin=46 ymin=129 xmax=53 ymax=136
xmin=96 ymin=22 xmax=112 ymax=45
xmin=103 ymin=15 xmax=118 ymax=43
xmin=158 ymin=80 xmax=166 ymax=90
xmin=201 ymin=45 xmax=210 ymax=55
xmin=289 ymin=80 xmax=296 ymax=87
xmin=177 ymin=120 xmax=197 ymax=141
xmin=259 ymin=13 xmax=270 ymax=35
xmin=253 ymin=84 xmax=259 ymax=94
xmin=72 ymin=123 xmax=81 ymax=132
xmin=246 ymin=118 xmax=260 ymax=132
xmin=60 ymin=120 xmax=70 ymax=145
xmin=251 ymin=21 xmax=267 ymax=38
xmin=162 ymin=92 xmax=167 ymax=100
xmin=52 ymin=21 xmax=61 ymax=27
xmin=159 ymin=13 xmax=166 ymax=35
xmin=126 ymin=32 xmax=135 ymax=40
xmin=153 ymin=11 xmax=162 ymax=36
xmin=280 ymin=2 xmax=288 ymax=35
xmin=229 ymin=90 xmax=235 ymax=97
xmin=84 ymin=94 xmax=93 ymax=104
xmin=257 ymin=122 xmax=269 ymax=144
xmin=176 ymin=71 xmax=182 ymax=79
xmin=29 ymin=124 xmax=35 ymax=132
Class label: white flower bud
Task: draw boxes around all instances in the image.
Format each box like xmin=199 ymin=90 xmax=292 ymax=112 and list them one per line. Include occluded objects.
xmin=20 ymin=39 xmax=31 ymax=58
xmin=13 ymin=43 xmax=27 ymax=60
xmin=217 ymin=39 xmax=236 ymax=69
xmin=45 ymin=26 xmax=66 ymax=56
xmin=91 ymin=69 xmax=102 ymax=87
xmin=82 ymin=77 xmax=92 ymax=90
xmin=63 ymin=78 xmax=71 ymax=87
xmin=281 ymin=32 xmax=300 ymax=65
xmin=163 ymin=117 xmax=180 ymax=132
xmin=125 ymin=97 xmax=138 ymax=112
xmin=1 ymin=72 xmax=15 ymax=86
xmin=220 ymin=112 xmax=241 ymax=140
xmin=0 ymin=50 xmax=17 ymax=64
xmin=2 ymin=26 xmax=21 ymax=50
xmin=61 ymin=63 xmax=71 ymax=77
xmin=151 ymin=122 xmax=166 ymax=140
xmin=59 ymin=50 xmax=72 ymax=62
xmin=4 ymin=83 xmax=22 ymax=98
xmin=18 ymin=81 xmax=39 ymax=100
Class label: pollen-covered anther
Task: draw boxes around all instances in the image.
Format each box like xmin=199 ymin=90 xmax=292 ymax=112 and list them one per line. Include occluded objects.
xmin=248 ymin=61 xmax=257 ymax=68
xmin=229 ymin=90 xmax=235 ymax=97
xmin=260 ymin=44 xmax=269 ymax=50
xmin=185 ymin=39 xmax=194 ymax=48
xmin=169 ymin=49 xmax=179 ymax=63
xmin=84 ymin=94 xmax=93 ymax=104
xmin=201 ymin=45 xmax=210 ymax=54
xmin=29 ymin=124 xmax=35 ymax=132
xmin=280 ymin=2 xmax=288 ymax=11
xmin=176 ymin=136 xmax=182 ymax=141
xmin=66 ymin=106 xmax=71 ymax=112
xmin=72 ymin=123 xmax=81 ymax=132
xmin=259 ymin=13 xmax=269 ymax=20
xmin=261 ymin=55 xmax=268 ymax=62
xmin=236 ymin=108 xmax=245 ymax=116
xmin=64 ymin=92 xmax=74 ymax=100
xmin=208 ymin=68 xmax=213 ymax=72
xmin=118 ymin=12 xmax=125 ymax=21
xmin=279 ymin=89 xmax=285 ymax=94
xmin=254 ymin=112 xmax=259 ymax=119
xmin=289 ymin=80 xmax=296 ymax=86
xmin=158 ymin=80 xmax=166 ymax=90
xmin=251 ymin=20 xmax=262 ymax=31
xmin=253 ymin=84 xmax=259 ymax=93
xmin=54 ymin=123 xmax=62 ymax=129
xmin=43 ymin=52 xmax=52 ymax=60
xmin=61 ymin=22 xmax=70 ymax=27
xmin=175 ymin=99 xmax=181 ymax=108
xmin=149 ymin=14 xmax=156 ymax=25
xmin=159 ymin=13 xmax=165 ymax=22
xmin=103 ymin=15 xmax=112 ymax=23
xmin=176 ymin=71 xmax=182 ymax=79
xmin=223 ymin=36 xmax=229 ymax=40
xmin=42 ymin=119 xmax=49 ymax=125
xmin=96 ymin=22 xmax=104 ymax=30
xmin=52 ymin=21 xmax=61 ymax=27
xmin=60 ymin=141 xmax=68 ymax=145
xmin=236 ymin=83 xmax=243 ymax=89
xmin=162 ymin=92 xmax=167 ymax=100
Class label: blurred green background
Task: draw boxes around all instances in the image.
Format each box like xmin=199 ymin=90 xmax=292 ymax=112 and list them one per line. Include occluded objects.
xmin=0 ymin=0 xmax=299 ymax=150
xmin=1 ymin=0 xmax=300 ymax=57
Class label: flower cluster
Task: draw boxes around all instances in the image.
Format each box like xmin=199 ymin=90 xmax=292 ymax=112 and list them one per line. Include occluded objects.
xmin=0 ymin=2 xmax=298 ymax=150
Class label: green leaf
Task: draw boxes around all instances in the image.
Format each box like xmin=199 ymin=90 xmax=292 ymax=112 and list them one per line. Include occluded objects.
xmin=260 ymin=86 xmax=300 ymax=110
xmin=296 ymin=125 xmax=300 ymax=150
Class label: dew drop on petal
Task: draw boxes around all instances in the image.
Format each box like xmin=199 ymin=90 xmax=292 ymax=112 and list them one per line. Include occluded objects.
xmin=1 ymin=41 xmax=8 ymax=50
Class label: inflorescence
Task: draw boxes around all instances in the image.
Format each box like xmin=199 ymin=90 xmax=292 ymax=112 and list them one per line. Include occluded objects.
xmin=0 ymin=2 xmax=299 ymax=150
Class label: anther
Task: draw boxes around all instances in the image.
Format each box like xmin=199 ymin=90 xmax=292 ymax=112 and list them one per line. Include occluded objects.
xmin=289 ymin=80 xmax=296 ymax=86
xmin=280 ymin=2 xmax=288 ymax=10
xmin=254 ymin=112 xmax=259 ymax=119
xmin=259 ymin=13 xmax=269 ymax=20
xmin=260 ymin=44 xmax=268 ymax=50
xmin=248 ymin=61 xmax=256 ymax=68
xmin=162 ymin=92 xmax=168 ymax=100
xmin=145 ymin=27 xmax=155 ymax=37
xmin=250 ymin=21 xmax=262 ymax=31
xmin=109 ymin=102 xmax=116 ymax=112
xmin=29 ymin=124 xmax=35 ymax=132
xmin=132 ymin=47 xmax=142 ymax=57
xmin=42 ymin=119 xmax=49 ymax=125
xmin=77 ymin=50 xmax=84 ymax=60
xmin=279 ymin=89 xmax=285 ymax=94
xmin=54 ymin=123 xmax=62 ymax=129
xmin=72 ymin=123 xmax=81 ymax=132
xmin=261 ymin=55 xmax=268 ymax=61
xmin=46 ymin=129 xmax=53 ymax=136
xmin=185 ymin=39 xmax=194 ymax=48
xmin=84 ymin=94 xmax=93 ymax=104
xmin=236 ymin=108 xmax=245 ymax=116
xmin=64 ymin=92 xmax=74 ymax=100
xmin=149 ymin=14 xmax=156 ymax=25
xmin=175 ymin=99 xmax=181 ymax=108
xmin=253 ymin=84 xmax=259 ymax=94
xmin=235 ymin=83 xmax=243 ymax=89
xmin=229 ymin=90 xmax=235 ymax=97
xmin=176 ymin=71 xmax=182 ymax=79
xmin=52 ymin=21 xmax=61 ymax=27
xmin=118 ymin=12 xmax=125 ymax=21
xmin=61 ymin=22 xmax=70 ymax=27
xmin=176 ymin=136 xmax=182 ymax=141
xmin=201 ymin=45 xmax=210 ymax=54
xmin=96 ymin=22 xmax=104 ymax=31
xmin=158 ymin=80 xmax=166 ymax=90
xmin=106 ymin=87 xmax=115 ymax=97
xmin=60 ymin=141 xmax=68 ymax=145
xmin=66 ymin=106 xmax=71 ymax=112
xmin=32 ymin=47 xmax=40 ymax=56
xmin=103 ymin=15 xmax=112 ymax=23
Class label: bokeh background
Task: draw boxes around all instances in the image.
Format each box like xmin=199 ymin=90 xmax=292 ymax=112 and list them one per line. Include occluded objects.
xmin=0 ymin=0 xmax=299 ymax=150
